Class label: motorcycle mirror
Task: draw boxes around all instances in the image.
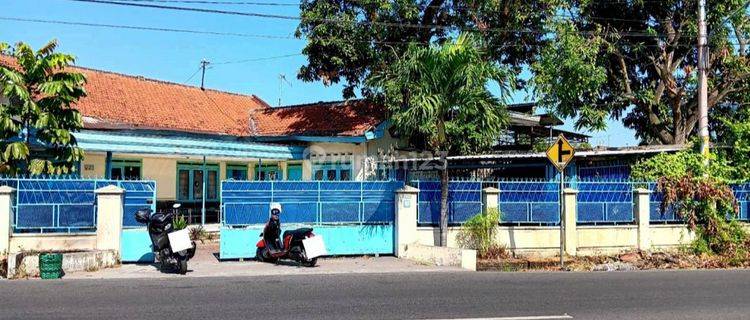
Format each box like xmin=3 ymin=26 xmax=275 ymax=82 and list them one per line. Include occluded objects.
xmin=173 ymin=203 xmax=182 ymax=209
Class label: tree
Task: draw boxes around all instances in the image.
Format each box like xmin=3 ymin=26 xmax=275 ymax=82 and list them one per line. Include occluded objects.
xmin=0 ymin=40 xmax=86 ymax=175
xmin=368 ymin=34 xmax=510 ymax=246
xmin=296 ymin=0 xmax=557 ymax=98
xmin=532 ymin=1 xmax=750 ymax=145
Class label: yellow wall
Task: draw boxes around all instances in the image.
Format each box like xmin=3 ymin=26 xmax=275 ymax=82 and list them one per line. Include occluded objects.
xmin=142 ymin=157 xmax=178 ymax=200
xmin=81 ymin=153 xmax=106 ymax=178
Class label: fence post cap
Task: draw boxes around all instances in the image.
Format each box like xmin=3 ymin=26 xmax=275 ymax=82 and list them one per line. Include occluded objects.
xmin=396 ymin=185 xmax=419 ymax=194
xmin=634 ymin=188 xmax=652 ymax=194
xmin=95 ymin=184 xmax=125 ymax=195
xmin=482 ymin=187 xmax=500 ymax=194
xmin=563 ymin=188 xmax=579 ymax=194
xmin=0 ymin=185 xmax=14 ymax=194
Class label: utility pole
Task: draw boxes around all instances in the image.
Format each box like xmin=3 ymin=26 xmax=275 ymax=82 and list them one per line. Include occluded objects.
xmin=200 ymin=59 xmax=210 ymax=91
xmin=698 ymin=0 xmax=709 ymax=160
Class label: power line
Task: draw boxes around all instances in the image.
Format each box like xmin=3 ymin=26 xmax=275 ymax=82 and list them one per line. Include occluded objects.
xmin=183 ymin=64 xmax=202 ymax=84
xmin=114 ymin=0 xmax=298 ymax=6
xmin=212 ymin=53 xmax=302 ymax=65
xmin=68 ymin=0 xmax=685 ymax=38
xmin=0 ymin=16 xmax=295 ymax=40
xmin=4 ymin=15 xmax=747 ymax=50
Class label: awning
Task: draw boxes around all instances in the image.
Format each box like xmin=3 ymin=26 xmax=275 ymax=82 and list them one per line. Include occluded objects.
xmin=76 ymin=130 xmax=304 ymax=160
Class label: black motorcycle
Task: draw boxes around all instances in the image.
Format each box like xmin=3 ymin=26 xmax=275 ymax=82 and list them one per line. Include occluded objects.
xmin=135 ymin=204 xmax=196 ymax=274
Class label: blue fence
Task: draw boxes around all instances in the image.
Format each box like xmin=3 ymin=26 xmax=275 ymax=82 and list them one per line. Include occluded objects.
xmin=221 ymin=180 xmax=404 ymax=226
xmin=576 ymin=180 xmax=634 ymax=224
xmin=413 ymin=181 xmax=484 ymax=224
xmin=0 ymin=178 xmax=155 ymax=233
xmin=499 ymin=180 xmax=560 ymax=225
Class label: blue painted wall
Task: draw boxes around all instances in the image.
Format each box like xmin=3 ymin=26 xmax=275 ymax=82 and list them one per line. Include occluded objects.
xmin=121 ymin=228 xmax=154 ymax=263
xmin=219 ymin=224 xmax=394 ymax=259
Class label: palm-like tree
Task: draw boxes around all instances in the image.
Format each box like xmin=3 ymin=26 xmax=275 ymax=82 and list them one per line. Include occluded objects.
xmin=369 ymin=34 xmax=512 ymax=246
xmin=0 ymin=40 xmax=86 ymax=175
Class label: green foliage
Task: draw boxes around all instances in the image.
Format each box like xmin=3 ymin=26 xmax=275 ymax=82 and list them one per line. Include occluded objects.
xmin=532 ymin=1 xmax=750 ymax=145
xmin=456 ymin=208 xmax=503 ymax=258
xmin=368 ymin=34 xmax=510 ymax=155
xmin=658 ymin=175 xmax=748 ymax=260
xmin=718 ymin=116 xmax=750 ymax=181
xmin=173 ymin=215 xmax=188 ymax=231
xmin=630 ymin=147 xmax=734 ymax=182
xmin=296 ymin=0 xmax=557 ymax=98
xmin=0 ymin=40 xmax=86 ymax=175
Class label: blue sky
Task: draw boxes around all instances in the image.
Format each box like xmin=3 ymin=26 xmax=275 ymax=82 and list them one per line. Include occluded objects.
xmin=0 ymin=0 xmax=638 ymax=146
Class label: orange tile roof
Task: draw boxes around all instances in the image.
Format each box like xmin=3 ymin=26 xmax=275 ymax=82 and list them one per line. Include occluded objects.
xmin=255 ymin=100 xmax=386 ymax=137
xmin=0 ymin=55 xmax=385 ymax=137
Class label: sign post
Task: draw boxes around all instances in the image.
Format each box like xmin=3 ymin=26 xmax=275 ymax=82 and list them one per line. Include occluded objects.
xmin=545 ymin=134 xmax=575 ymax=270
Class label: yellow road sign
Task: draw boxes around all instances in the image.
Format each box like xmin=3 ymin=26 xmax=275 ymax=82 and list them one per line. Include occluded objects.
xmin=546 ymin=134 xmax=575 ymax=172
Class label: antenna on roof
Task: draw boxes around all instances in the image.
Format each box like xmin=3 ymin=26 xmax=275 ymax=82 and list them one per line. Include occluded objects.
xmin=200 ymin=59 xmax=210 ymax=90
xmin=278 ymin=73 xmax=292 ymax=107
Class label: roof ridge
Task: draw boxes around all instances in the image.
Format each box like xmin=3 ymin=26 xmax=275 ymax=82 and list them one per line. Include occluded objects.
xmin=275 ymin=98 xmax=364 ymax=109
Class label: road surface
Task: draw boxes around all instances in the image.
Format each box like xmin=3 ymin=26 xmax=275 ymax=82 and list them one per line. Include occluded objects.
xmin=2 ymin=269 xmax=749 ymax=319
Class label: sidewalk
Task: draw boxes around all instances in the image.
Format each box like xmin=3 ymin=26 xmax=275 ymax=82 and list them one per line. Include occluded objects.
xmin=64 ymin=242 xmax=464 ymax=279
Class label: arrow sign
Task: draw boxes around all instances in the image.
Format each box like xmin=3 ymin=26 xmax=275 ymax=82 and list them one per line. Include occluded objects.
xmin=546 ymin=134 xmax=575 ymax=172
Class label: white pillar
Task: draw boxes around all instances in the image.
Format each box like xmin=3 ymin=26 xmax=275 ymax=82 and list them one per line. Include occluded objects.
xmin=634 ymin=188 xmax=652 ymax=250
xmin=0 ymin=186 xmax=14 ymax=256
xmin=95 ymin=185 xmax=124 ymax=255
xmin=395 ymin=185 xmax=419 ymax=257
xmin=482 ymin=187 xmax=500 ymax=214
xmin=563 ymin=188 xmax=578 ymax=256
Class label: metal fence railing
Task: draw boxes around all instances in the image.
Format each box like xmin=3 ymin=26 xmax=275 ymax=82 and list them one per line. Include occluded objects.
xmin=499 ymin=180 xmax=560 ymax=225
xmin=0 ymin=177 xmax=156 ymax=233
xmin=412 ymin=180 xmax=484 ymax=225
xmin=576 ymin=180 xmax=634 ymax=224
xmin=220 ymin=180 xmax=404 ymax=227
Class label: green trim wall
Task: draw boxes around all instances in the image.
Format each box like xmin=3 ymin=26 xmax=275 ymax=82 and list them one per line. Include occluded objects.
xmin=110 ymin=159 xmax=143 ymax=180
xmin=226 ymin=164 xmax=248 ymax=180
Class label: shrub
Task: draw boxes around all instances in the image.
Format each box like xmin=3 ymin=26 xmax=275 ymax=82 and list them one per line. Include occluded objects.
xmin=456 ymin=208 xmax=504 ymax=258
xmin=658 ymin=175 xmax=748 ymax=259
xmin=189 ymin=225 xmax=207 ymax=242
xmin=173 ymin=215 xmax=188 ymax=231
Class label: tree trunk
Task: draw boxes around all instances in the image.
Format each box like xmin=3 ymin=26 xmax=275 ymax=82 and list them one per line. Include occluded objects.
xmin=439 ymin=166 xmax=449 ymax=247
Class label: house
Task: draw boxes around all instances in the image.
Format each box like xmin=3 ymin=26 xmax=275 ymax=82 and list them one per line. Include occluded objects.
xmin=2 ymin=56 xmax=672 ymax=223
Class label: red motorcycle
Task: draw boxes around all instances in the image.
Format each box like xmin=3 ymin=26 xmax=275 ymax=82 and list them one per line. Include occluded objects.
xmin=255 ymin=203 xmax=320 ymax=267
xmin=256 ymin=227 xmax=318 ymax=267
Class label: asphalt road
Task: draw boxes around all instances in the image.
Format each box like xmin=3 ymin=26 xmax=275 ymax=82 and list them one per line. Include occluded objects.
xmin=2 ymin=270 xmax=750 ymax=320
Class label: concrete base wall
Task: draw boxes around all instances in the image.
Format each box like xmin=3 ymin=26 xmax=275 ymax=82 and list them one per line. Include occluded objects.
xmin=399 ymin=243 xmax=476 ymax=271
xmin=8 ymin=234 xmax=97 ymax=253
xmin=7 ymin=249 xmax=118 ymax=279
xmin=416 ymin=224 xmax=693 ymax=257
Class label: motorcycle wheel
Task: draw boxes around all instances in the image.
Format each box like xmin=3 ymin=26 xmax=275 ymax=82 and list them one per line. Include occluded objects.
xmin=256 ymin=247 xmax=277 ymax=263
xmin=302 ymin=257 xmax=317 ymax=267
xmin=178 ymin=258 xmax=188 ymax=275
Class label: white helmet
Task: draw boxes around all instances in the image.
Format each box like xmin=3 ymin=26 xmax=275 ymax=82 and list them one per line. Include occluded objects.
xmin=270 ymin=202 xmax=282 ymax=216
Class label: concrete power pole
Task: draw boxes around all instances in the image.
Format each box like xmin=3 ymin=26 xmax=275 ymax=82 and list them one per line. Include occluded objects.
xmin=698 ymin=0 xmax=709 ymax=160
xmin=200 ymin=59 xmax=210 ymax=91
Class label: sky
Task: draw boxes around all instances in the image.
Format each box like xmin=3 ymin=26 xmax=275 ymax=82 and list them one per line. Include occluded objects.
xmin=0 ymin=0 xmax=639 ymax=146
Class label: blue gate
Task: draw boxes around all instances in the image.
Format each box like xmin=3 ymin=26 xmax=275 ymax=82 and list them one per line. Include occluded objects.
xmin=219 ymin=180 xmax=403 ymax=259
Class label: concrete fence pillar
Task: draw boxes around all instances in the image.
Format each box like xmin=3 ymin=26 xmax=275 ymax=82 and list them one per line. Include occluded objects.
xmin=634 ymin=188 xmax=652 ymax=251
xmin=395 ymin=185 xmax=419 ymax=257
xmin=0 ymin=186 xmax=14 ymax=256
xmin=95 ymin=185 xmax=124 ymax=256
xmin=482 ymin=187 xmax=500 ymax=214
xmin=562 ymin=188 xmax=578 ymax=256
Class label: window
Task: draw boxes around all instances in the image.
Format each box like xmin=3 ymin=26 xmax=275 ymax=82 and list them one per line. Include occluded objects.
xmin=287 ymin=164 xmax=303 ymax=181
xmin=226 ymin=164 xmax=248 ymax=180
xmin=110 ymin=159 xmax=142 ymax=180
xmin=312 ymin=162 xmax=352 ymax=181
xmin=256 ymin=164 xmax=281 ymax=181
xmin=176 ymin=163 xmax=219 ymax=201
